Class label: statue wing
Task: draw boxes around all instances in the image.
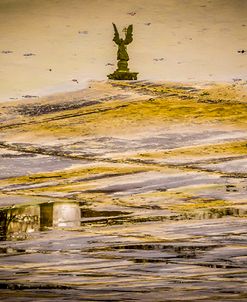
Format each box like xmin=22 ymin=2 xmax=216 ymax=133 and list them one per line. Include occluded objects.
xmin=124 ymin=24 xmax=133 ymax=45
xmin=112 ymin=23 xmax=120 ymax=44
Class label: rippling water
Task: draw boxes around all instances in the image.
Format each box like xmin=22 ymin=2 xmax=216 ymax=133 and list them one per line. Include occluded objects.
xmin=0 ymin=200 xmax=247 ymax=301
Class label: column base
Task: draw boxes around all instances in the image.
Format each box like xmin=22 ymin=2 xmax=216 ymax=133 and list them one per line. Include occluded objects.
xmin=107 ymin=70 xmax=138 ymax=80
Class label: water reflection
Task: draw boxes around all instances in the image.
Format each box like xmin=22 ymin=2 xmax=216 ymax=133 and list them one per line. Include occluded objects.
xmin=177 ymin=207 xmax=246 ymax=221
xmin=0 ymin=202 xmax=81 ymax=241
xmin=40 ymin=202 xmax=81 ymax=229
xmin=0 ymin=201 xmax=246 ymax=241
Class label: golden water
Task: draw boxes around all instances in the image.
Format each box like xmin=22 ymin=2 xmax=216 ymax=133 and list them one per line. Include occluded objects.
xmin=0 ymin=0 xmax=246 ymax=101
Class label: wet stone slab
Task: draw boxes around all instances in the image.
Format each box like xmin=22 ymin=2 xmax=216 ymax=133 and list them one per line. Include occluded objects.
xmin=0 ymin=148 xmax=90 ymax=179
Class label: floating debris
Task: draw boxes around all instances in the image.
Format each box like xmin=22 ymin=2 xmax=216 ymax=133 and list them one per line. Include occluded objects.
xmin=22 ymin=95 xmax=38 ymax=98
xmin=237 ymin=50 xmax=246 ymax=54
xmin=127 ymin=11 xmax=136 ymax=16
xmin=153 ymin=58 xmax=165 ymax=61
xmin=23 ymin=53 xmax=36 ymax=57
xmin=1 ymin=50 xmax=13 ymax=54
xmin=78 ymin=30 xmax=88 ymax=34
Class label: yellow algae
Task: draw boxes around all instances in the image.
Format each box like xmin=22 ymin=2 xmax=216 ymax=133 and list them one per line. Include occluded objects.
xmin=1 ymin=86 xmax=247 ymax=141
xmin=19 ymin=182 xmax=94 ymax=195
xmin=136 ymin=140 xmax=247 ymax=160
xmin=113 ymin=190 xmax=194 ymax=210
xmin=168 ymin=183 xmax=224 ymax=194
xmin=198 ymin=84 xmax=247 ymax=103
xmin=0 ymin=165 xmax=148 ymax=188
xmin=113 ymin=81 xmax=247 ymax=103
xmin=169 ymin=198 xmax=231 ymax=212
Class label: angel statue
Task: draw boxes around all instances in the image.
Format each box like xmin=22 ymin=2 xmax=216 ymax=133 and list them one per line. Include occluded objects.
xmin=113 ymin=23 xmax=133 ymax=70
xmin=107 ymin=23 xmax=138 ymax=80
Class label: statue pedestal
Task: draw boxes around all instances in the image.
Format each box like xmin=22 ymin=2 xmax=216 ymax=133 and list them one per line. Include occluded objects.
xmin=107 ymin=70 xmax=138 ymax=80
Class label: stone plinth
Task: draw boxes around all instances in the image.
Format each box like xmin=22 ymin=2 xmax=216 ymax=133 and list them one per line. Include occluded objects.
xmin=107 ymin=70 xmax=138 ymax=80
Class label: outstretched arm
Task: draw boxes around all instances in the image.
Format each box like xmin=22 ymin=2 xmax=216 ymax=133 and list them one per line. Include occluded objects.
xmin=124 ymin=24 xmax=133 ymax=45
xmin=112 ymin=23 xmax=120 ymax=45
